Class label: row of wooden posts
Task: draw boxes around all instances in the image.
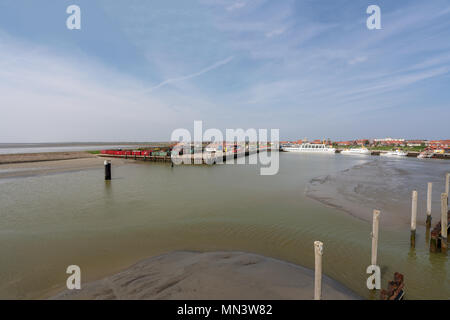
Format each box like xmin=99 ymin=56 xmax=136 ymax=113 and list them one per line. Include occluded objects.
xmin=313 ymin=172 xmax=449 ymax=300
xmin=410 ymin=173 xmax=449 ymax=252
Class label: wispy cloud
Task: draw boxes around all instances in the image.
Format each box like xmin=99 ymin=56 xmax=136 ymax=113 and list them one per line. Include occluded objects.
xmin=226 ymin=1 xmax=246 ymax=12
xmin=348 ymin=56 xmax=367 ymax=65
xmin=265 ymin=27 xmax=285 ymax=38
xmin=148 ymin=56 xmax=234 ymax=92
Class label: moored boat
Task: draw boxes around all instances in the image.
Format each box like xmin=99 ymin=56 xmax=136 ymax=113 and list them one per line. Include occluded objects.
xmin=340 ymin=147 xmax=371 ymax=155
xmin=282 ymin=143 xmax=335 ymax=153
xmin=380 ymin=149 xmax=408 ymax=157
xmin=418 ymin=150 xmax=434 ymax=159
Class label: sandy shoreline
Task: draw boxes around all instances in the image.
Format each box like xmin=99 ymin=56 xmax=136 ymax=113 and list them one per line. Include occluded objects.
xmin=0 ymin=151 xmax=99 ymax=165
xmin=0 ymin=153 xmax=132 ymax=179
xmin=52 ymin=251 xmax=361 ymax=300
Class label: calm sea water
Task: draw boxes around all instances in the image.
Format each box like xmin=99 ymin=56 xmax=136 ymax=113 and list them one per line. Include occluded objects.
xmin=0 ymin=153 xmax=448 ymax=299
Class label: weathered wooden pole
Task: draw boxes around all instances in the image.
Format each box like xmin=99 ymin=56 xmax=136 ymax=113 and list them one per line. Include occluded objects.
xmin=426 ymin=182 xmax=432 ymax=228
xmin=446 ymin=173 xmax=449 ymax=198
xmin=410 ymin=190 xmax=418 ymax=248
xmin=371 ymin=210 xmax=380 ymax=266
xmin=314 ymin=241 xmax=323 ymax=300
xmin=104 ymin=160 xmax=111 ymax=180
xmin=441 ymin=193 xmax=448 ymax=252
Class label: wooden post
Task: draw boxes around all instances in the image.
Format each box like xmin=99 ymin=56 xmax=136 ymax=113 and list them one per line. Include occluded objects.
xmin=446 ymin=173 xmax=449 ymax=198
xmin=371 ymin=210 xmax=380 ymax=266
xmin=314 ymin=241 xmax=323 ymax=300
xmin=410 ymin=190 xmax=417 ymax=248
xmin=426 ymin=182 xmax=432 ymax=228
xmin=104 ymin=160 xmax=111 ymax=180
xmin=441 ymin=193 xmax=448 ymax=252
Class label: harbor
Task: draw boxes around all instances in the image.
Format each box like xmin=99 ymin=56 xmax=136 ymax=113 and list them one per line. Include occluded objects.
xmin=0 ymin=149 xmax=448 ymax=299
xmin=279 ymin=139 xmax=450 ymax=159
xmin=98 ymin=142 xmax=271 ymax=165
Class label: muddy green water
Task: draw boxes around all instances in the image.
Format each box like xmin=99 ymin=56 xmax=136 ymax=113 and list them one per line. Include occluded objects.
xmin=0 ymin=153 xmax=448 ymax=299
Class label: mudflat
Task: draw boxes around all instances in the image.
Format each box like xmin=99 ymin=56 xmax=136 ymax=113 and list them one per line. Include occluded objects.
xmin=0 ymin=151 xmax=97 ymax=165
xmin=0 ymin=155 xmax=130 ymax=179
xmin=52 ymin=251 xmax=361 ymax=300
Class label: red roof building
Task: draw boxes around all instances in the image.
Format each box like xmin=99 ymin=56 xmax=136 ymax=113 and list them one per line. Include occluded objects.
xmin=427 ymin=140 xmax=450 ymax=149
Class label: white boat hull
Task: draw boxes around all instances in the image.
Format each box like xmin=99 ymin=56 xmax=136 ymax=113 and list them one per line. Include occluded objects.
xmin=380 ymin=151 xmax=408 ymax=157
xmin=340 ymin=149 xmax=371 ymax=155
xmin=282 ymin=147 xmax=336 ymax=153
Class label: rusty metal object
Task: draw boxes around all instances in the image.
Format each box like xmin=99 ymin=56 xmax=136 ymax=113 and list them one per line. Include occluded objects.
xmin=430 ymin=210 xmax=450 ymax=253
xmin=380 ymin=272 xmax=405 ymax=300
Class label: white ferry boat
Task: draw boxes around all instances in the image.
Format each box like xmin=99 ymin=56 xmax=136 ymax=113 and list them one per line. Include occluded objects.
xmin=282 ymin=143 xmax=336 ymax=153
xmin=380 ymin=149 xmax=408 ymax=157
xmin=340 ymin=148 xmax=371 ymax=155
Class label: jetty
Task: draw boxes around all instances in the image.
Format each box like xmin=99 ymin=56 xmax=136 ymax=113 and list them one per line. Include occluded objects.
xmin=98 ymin=142 xmax=271 ymax=165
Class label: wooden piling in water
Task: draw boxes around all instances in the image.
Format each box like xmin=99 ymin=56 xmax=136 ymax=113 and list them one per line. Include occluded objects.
xmin=427 ymin=182 xmax=432 ymax=228
xmin=314 ymin=241 xmax=323 ymax=300
xmin=441 ymin=193 xmax=448 ymax=252
xmin=410 ymin=190 xmax=417 ymax=248
xmin=371 ymin=210 xmax=380 ymax=266
xmin=104 ymin=160 xmax=111 ymax=180
xmin=446 ymin=173 xmax=449 ymax=197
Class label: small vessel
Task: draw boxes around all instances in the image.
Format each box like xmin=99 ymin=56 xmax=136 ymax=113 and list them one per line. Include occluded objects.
xmin=281 ymin=143 xmax=335 ymax=153
xmin=417 ymin=150 xmax=434 ymax=159
xmin=380 ymin=149 xmax=408 ymax=157
xmin=340 ymin=147 xmax=371 ymax=155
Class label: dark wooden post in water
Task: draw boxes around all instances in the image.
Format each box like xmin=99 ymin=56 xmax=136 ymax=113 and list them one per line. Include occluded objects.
xmin=426 ymin=182 xmax=432 ymax=228
xmin=104 ymin=160 xmax=111 ymax=180
xmin=410 ymin=190 xmax=417 ymax=248
xmin=441 ymin=193 xmax=448 ymax=253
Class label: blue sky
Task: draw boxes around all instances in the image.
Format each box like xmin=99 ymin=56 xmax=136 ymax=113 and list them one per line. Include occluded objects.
xmin=0 ymin=0 xmax=449 ymax=142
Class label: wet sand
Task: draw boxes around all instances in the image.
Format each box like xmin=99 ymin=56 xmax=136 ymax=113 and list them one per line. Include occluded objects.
xmin=0 ymin=155 xmax=131 ymax=179
xmin=306 ymin=158 xmax=449 ymax=228
xmin=0 ymin=151 xmax=97 ymax=165
xmin=52 ymin=251 xmax=361 ymax=300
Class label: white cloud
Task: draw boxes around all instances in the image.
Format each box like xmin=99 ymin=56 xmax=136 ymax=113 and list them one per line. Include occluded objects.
xmin=348 ymin=56 xmax=368 ymax=65
xmin=265 ymin=27 xmax=285 ymax=38
xmin=226 ymin=1 xmax=246 ymax=12
xmin=0 ymin=34 xmax=203 ymax=142
xmin=148 ymin=56 xmax=234 ymax=92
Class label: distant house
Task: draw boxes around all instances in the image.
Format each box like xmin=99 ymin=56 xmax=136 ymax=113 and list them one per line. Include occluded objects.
xmin=374 ymin=138 xmax=405 ymax=146
xmin=374 ymin=137 xmax=405 ymax=142
xmin=355 ymin=139 xmax=369 ymax=146
xmin=373 ymin=138 xmax=405 ymax=146
xmin=336 ymin=141 xmax=353 ymax=146
xmin=427 ymin=140 xmax=450 ymax=149
xmin=406 ymin=140 xmax=426 ymax=147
